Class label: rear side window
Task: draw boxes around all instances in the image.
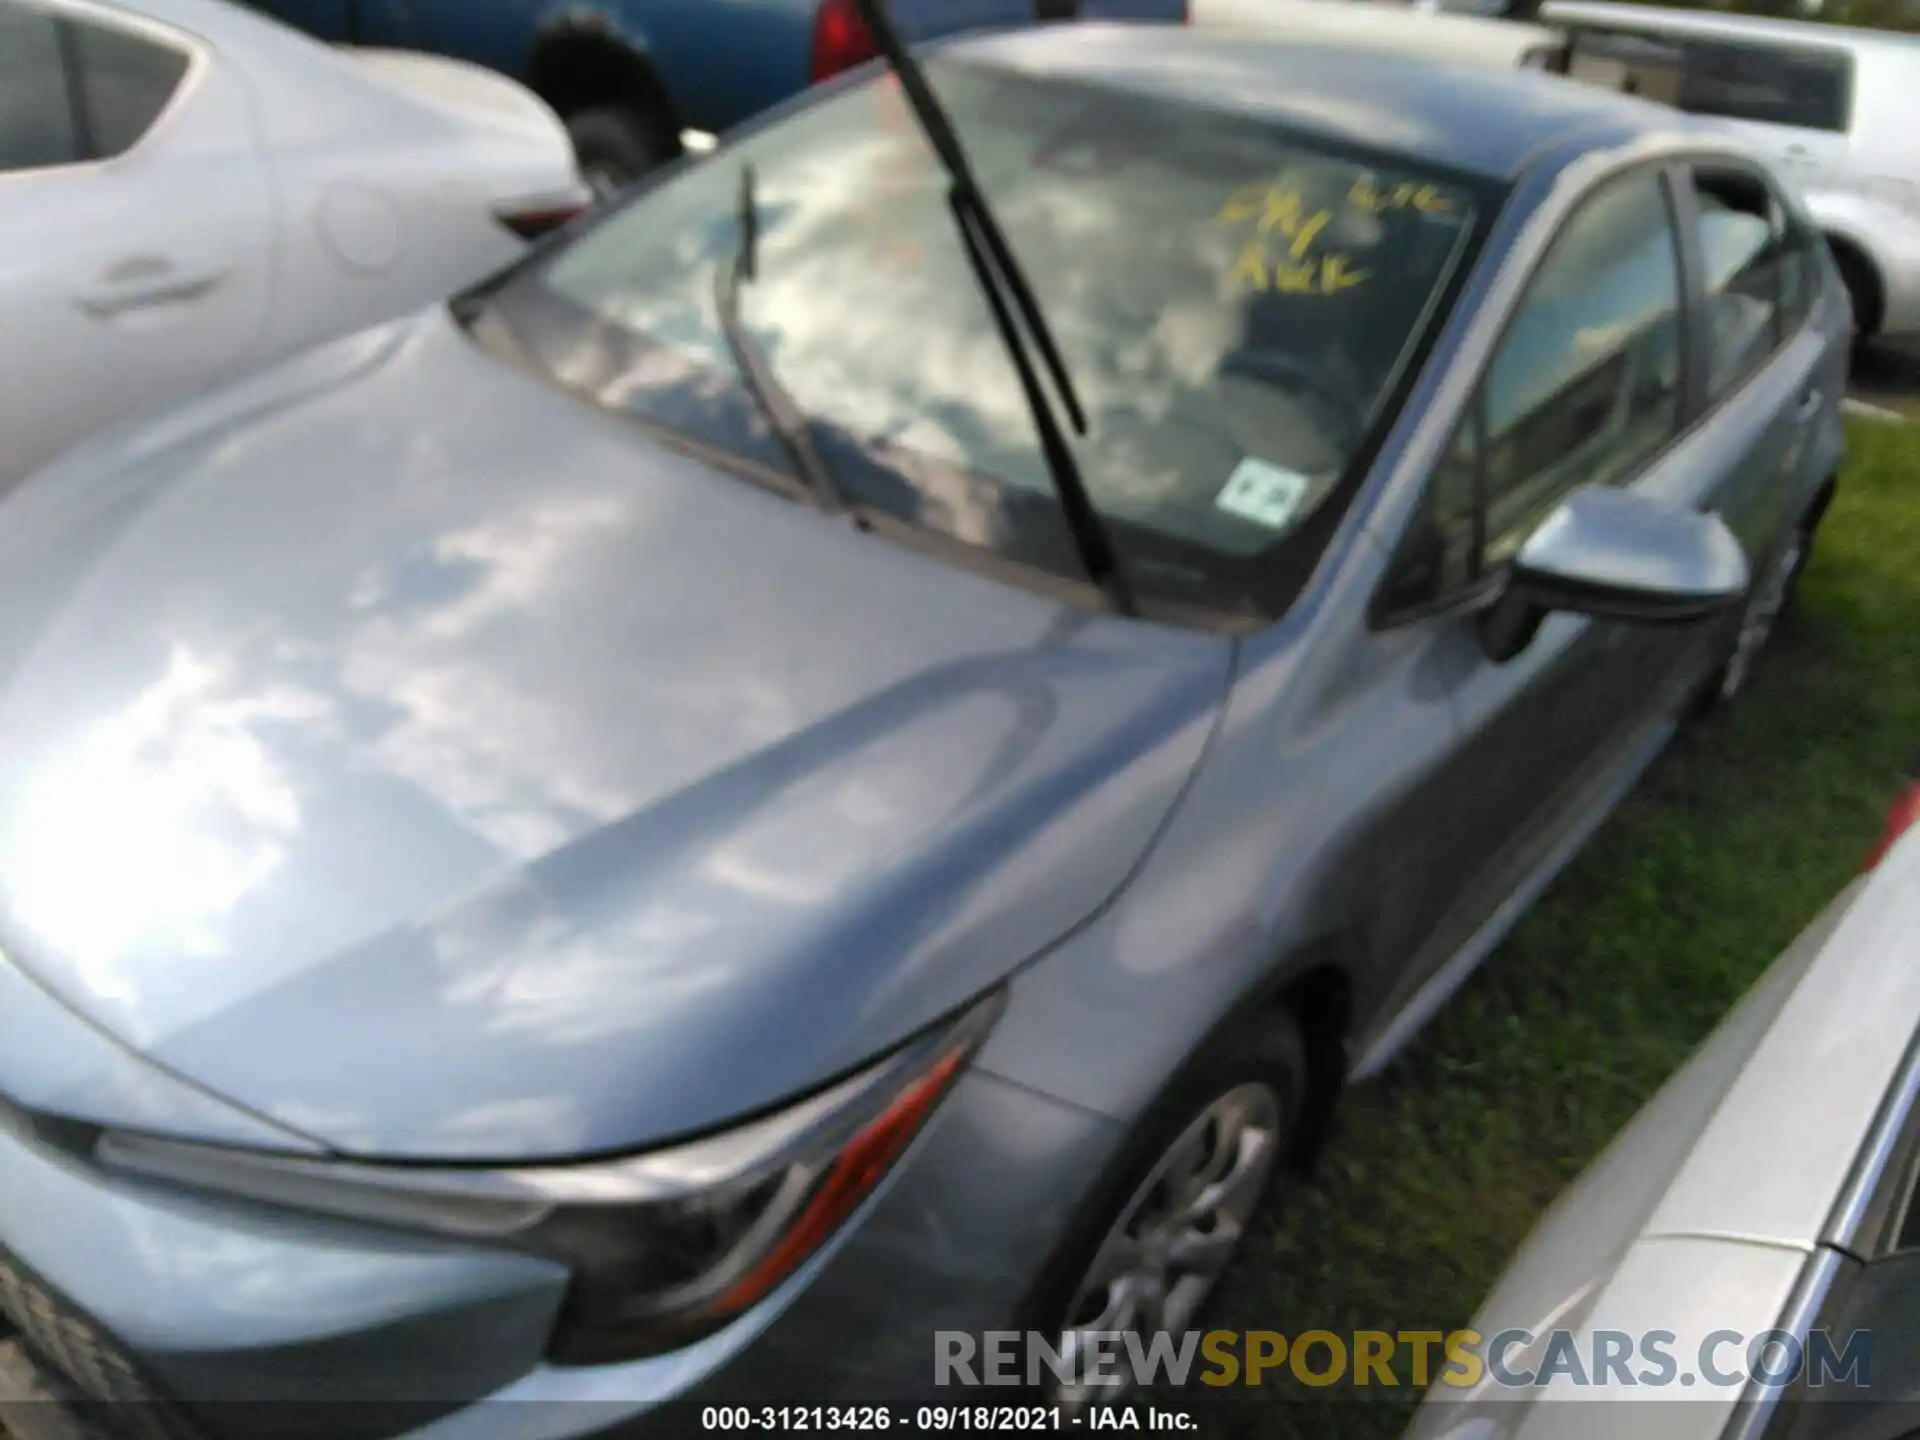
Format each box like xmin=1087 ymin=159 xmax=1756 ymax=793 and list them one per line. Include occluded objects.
xmin=0 ymin=5 xmax=188 ymax=172
xmin=1565 ymin=27 xmax=1851 ymax=133
xmin=0 ymin=1 xmax=81 ymax=173
xmin=69 ymin=16 xmax=190 ymax=158
xmin=1689 ymin=166 xmax=1799 ymax=400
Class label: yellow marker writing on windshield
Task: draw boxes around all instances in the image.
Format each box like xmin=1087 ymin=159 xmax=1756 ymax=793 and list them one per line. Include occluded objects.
xmin=1229 ymin=241 xmax=1271 ymax=291
xmin=1273 ymin=258 xmax=1318 ymax=294
xmin=1218 ymin=186 xmax=1334 ymax=260
xmin=1322 ymin=254 xmax=1369 ymax=293
xmin=1256 ymin=190 xmax=1333 ymax=259
xmin=1215 ymin=185 xmax=1267 ymax=225
xmin=1349 ymin=177 xmax=1454 ymax=215
xmin=1228 ymin=242 xmax=1370 ymax=296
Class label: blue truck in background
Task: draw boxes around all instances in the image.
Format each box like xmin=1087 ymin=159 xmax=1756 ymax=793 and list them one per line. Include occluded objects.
xmin=248 ymin=0 xmax=1189 ymax=190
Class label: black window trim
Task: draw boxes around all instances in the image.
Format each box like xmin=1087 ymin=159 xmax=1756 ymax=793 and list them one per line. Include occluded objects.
xmin=1372 ymin=156 xmax=1697 ymax=629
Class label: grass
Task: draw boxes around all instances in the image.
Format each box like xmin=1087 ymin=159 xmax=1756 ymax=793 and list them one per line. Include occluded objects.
xmin=1199 ymin=417 xmax=1920 ymax=1438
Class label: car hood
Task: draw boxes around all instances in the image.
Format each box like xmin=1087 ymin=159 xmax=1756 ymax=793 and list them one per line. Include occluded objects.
xmin=0 ymin=312 xmax=1232 ymax=1161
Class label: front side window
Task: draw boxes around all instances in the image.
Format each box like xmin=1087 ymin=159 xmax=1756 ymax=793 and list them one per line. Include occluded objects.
xmin=1480 ymin=171 xmax=1685 ymax=568
xmin=1385 ymin=170 xmax=1684 ymax=615
xmin=475 ymin=61 xmax=1489 ymax=621
xmin=0 ymin=1 xmax=80 ymax=174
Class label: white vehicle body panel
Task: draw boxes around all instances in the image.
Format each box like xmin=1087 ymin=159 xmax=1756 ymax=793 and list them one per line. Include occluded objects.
xmin=1546 ymin=1 xmax=1920 ymax=337
xmin=1 ymin=7 xmax=273 ymax=495
xmin=1191 ymin=0 xmax=1562 ymax=69
xmin=1414 ymin=826 xmax=1920 ymax=1439
xmin=0 ymin=0 xmax=583 ymax=489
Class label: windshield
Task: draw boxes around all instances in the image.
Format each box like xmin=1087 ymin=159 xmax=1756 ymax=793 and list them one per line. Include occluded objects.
xmin=476 ymin=59 xmax=1491 ymax=621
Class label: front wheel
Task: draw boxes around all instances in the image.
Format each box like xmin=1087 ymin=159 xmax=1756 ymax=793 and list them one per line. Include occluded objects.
xmin=1024 ymin=1014 xmax=1306 ymax=1412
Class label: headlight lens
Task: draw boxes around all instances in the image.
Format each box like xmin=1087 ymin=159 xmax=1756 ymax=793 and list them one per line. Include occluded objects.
xmin=96 ymin=990 xmax=1002 ymax=1364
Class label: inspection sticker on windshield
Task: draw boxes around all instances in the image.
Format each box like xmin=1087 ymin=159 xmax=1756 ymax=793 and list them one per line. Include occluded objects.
xmin=1216 ymin=457 xmax=1311 ymax=530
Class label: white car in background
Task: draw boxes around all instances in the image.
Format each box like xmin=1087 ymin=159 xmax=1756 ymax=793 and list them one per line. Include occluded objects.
xmin=1547 ymin=2 xmax=1920 ymax=345
xmin=0 ymin=0 xmax=586 ymax=490
xmin=1190 ymin=0 xmax=1568 ymax=71
xmin=1414 ymin=763 xmax=1920 ymax=1440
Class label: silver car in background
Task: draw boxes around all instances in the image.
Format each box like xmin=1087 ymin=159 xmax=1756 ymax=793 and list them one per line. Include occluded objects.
xmin=1547 ymin=1 xmax=1920 ymax=345
xmin=1413 ymin=765 xmax=1920 ymax=1440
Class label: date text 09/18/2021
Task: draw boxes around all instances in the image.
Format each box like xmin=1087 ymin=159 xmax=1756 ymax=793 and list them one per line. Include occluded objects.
xmin=699 ymin=1406 xmax=1198 ymax=1432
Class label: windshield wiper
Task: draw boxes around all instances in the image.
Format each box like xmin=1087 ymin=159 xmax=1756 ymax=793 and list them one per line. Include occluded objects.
xmin=713 ymin=161 xmax=847 ymax=511
xmin=850 ymin=0 xmax=1136 ymax=616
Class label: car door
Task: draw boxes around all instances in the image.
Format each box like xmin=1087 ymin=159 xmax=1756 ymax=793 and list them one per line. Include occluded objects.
xmin=1354 ymin=164 xmax=1707 ymax=1057
xmin=0 ymin=0 xmax=273 ymax=490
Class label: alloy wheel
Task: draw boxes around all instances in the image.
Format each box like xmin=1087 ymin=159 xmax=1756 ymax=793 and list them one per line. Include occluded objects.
xmin=1049 ymin=1082 xmax=1281 ymax=1411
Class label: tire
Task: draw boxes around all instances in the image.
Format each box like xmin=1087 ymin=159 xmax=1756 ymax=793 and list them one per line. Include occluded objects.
xmin=1016 ymin=1011 xmax=1307 ymax=1411
xmin=565 ymin=105 xmax=672 ymax=198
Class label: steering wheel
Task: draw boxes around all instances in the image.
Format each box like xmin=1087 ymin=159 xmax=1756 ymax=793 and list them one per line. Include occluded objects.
xmin=1216 ymin=348 xmax=1368 ymax=456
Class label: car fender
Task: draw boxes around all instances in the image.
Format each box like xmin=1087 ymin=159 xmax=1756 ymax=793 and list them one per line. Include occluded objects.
xmin=972 ymin=549 xmax=1397 ymax=1141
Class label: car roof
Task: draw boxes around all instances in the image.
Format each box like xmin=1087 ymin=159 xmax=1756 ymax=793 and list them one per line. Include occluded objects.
xmin=1547 ymin=0 xmax=1920 ymax=54
xmin=950 ymin=22 xmax=1707 ymax=181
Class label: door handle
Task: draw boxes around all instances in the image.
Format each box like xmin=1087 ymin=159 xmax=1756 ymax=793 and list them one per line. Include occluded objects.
xmin=1796 ymin=387 xmax=1824 ymax=422
xmin=75 ymin=256 xmax=227 ymax=318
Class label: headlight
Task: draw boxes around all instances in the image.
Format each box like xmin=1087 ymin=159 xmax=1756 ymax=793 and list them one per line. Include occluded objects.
xmin=96 ymin=990 xmax=1003 ymax=1364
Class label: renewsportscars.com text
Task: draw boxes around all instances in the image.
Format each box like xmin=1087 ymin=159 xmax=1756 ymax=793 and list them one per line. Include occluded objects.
xmin=935 ymin=1327 xmax=1873 ymax=1391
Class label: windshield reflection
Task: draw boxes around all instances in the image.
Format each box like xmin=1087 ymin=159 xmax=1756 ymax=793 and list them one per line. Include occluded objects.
xmin=483 ymin=58 xmax=1487 ymax=621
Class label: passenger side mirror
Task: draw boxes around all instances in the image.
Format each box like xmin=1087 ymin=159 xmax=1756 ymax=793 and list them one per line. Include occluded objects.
xmin=1481 ymin=486 xmax=1750 ymax=662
